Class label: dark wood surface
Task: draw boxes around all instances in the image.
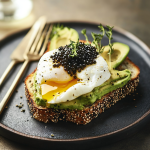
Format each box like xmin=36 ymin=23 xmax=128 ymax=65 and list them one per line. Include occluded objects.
xmin=0 ymin=0 xmax=150 ymax=149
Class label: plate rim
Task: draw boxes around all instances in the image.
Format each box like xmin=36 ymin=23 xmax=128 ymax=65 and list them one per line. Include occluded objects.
xmin=0 ymin=110 xmax=150 ymax=142
xmin=0 ymin=20 xmax=150 ymax=143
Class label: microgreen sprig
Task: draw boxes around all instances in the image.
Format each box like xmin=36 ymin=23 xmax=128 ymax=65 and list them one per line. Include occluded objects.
xmin=105 ymin=25 xmax=114 ymax=69
xmin=81 ymin=29 xmax=89 ymax=44
xmin=98 ymin=24 xmax=105 ymax=36
xmin=69 ymin=40 xmax=79 ymax=57
xmin=105 ymin=25 xmax=114 ymax=55
xmin=98 ymin=24 xmax=105 ymax=53
xmin=50 ymin=24 xmax=64 ymax=39
xmin=91 ymin=24 xmax=105 ymax=53
xmin=91 ymin=32 xmax=101 ymax=52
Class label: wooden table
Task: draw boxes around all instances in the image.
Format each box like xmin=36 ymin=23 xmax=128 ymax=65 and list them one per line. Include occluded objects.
xmin=0 ymin=0 xmax=150 ymax=149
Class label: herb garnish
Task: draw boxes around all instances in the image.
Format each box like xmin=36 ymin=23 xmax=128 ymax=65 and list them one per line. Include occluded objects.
xmin=69 ymin=40 xmax=78 ymax=57
xmin=105 ymin=25 xmax=114 ymax=69
xmin=91 ymin=24 xmax=105 ymax=53
xmin=81 ymin=29 xmax=89 ymax=44
xmin=50 ymin=24 xmax=64 ymax=39
xmin=105 ymin=25 xmax=114 ymax=55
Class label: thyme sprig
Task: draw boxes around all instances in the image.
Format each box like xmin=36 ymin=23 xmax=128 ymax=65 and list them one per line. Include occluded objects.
xmin=105 ymin=25 xmax=114 ymax=55
xmin=81 ymin=29 xmax=89 ymax=44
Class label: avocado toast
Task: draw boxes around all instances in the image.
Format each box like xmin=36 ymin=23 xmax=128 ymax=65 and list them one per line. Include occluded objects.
xmin=24 ymin=25 xmax=140 ymax=125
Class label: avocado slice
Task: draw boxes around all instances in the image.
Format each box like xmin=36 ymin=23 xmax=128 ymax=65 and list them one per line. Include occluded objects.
xmin=34 ymin=41 xmax=131 ymax=110
xmin=49 ymin=27 xmax=79 ymax=51
xmin=101 ymin=42 xmax=129 ymax=69
xmin=48 ymin=69 xmax=131 ymax=110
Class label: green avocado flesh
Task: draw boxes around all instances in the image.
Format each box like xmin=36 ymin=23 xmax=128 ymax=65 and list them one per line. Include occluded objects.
xmin=101 ymin=42 xmax=129 ymax=69
xmin=33 ymin=27 xmax=131 ymax=110
xmin=49 ymin=27 xmax=79 ymax=51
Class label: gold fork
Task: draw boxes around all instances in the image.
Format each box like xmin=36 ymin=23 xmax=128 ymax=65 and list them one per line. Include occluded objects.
xmin=0 ymin=24 xmax=53 ymax=114
xmin=0 ymin=16 xmax=46 ymax=86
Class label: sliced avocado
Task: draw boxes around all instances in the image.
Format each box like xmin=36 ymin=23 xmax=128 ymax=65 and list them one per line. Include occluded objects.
xmin=49 ymin=27 xmax=79 ymax=51
xmin=33 ymin=41 xmax=131 ymax=110
xmin=48 ymin=69 xmax=131 ymax=110
xmin=101 ymin=42 xmax=129 ymax=69
xmin=34 ymin=69 xmax=131 ymax=110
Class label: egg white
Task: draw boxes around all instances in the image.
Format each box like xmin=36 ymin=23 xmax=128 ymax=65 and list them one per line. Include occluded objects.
xmin=36 ymin=49 xmax=110 ymax=104
xmin=36 ymin=49 xmax=73 ymax=84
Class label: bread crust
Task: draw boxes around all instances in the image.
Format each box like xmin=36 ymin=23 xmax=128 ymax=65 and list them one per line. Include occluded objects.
xmin=25 ymin=57 xmax=140 ymax=125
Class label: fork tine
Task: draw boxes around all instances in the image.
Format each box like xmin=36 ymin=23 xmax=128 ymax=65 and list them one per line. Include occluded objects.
xmin=34 ymin=24 xmax=49 ymax=55
xmin=39 ymin=24 xmax=53 ymax=56
xmin=29 ymin=18 xmax=46 ymax=54
xmin=23 ymin=16 xmax=47 ymax=56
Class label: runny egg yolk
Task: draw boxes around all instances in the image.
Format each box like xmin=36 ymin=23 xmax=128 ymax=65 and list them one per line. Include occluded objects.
xmin=40 ymin=79 xmax=78 ymax=102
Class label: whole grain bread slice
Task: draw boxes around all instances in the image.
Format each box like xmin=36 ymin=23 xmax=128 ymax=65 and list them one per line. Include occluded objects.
xmin=25 ymin=57 xmax=140 ymax=125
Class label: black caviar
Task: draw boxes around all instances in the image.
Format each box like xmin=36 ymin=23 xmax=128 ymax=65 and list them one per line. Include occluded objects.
xmin=51 ymin=42 xmax=99 ymax=78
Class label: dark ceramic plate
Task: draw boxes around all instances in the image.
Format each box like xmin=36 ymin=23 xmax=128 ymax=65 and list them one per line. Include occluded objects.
xmin=0 ymin=22 xmax=150 ymax=150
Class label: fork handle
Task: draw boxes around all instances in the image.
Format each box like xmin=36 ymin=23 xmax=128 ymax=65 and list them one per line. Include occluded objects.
xmin=0 ymin=60 xmax=18 ymax=86
xmin=0 ymin=59 xmax=29 ymax=114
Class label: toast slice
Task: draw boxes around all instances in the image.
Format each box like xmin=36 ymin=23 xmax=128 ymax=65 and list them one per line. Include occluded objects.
xmin=25 ymin=57 xmax=140 ymax=125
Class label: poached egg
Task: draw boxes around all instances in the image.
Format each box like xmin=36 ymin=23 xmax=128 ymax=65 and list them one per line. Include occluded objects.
xmin=36 ymin=49 xmax=110 ymax=104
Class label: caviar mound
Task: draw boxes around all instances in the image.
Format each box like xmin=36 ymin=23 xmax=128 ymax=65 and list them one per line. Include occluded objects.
xmin=51 ymin=42 xmax=99 ymax=78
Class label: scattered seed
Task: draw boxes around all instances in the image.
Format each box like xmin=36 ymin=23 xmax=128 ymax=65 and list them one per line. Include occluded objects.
xmin=18 ymin=105 xmax=22 ymax=109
